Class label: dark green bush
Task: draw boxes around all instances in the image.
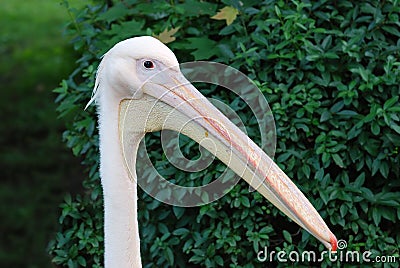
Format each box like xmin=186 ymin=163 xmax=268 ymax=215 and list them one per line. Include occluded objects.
xmin=49 ymin=0 xmax=400 ymax=267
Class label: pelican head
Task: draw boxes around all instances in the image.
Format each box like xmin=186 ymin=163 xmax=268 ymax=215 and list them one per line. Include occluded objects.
xmin=90 ymin=36 xmax=180 ymax=105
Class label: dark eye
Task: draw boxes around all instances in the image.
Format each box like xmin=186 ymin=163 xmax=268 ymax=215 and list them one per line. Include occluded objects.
xmin=143 ymin=60 xmax=155 ymax=69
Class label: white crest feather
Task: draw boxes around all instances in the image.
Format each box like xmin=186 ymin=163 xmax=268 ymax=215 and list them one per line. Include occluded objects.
xmin=85 ymin=54 xmax=106 ymax=110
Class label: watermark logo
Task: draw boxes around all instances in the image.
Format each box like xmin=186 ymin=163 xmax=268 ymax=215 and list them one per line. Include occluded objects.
xmin=257 ymin=239 xmax=399 ymax=264
xmin=337 ymin=239 xmax=347 ymax=250
xmin=119 ymin=61 xmax=276 ymax=207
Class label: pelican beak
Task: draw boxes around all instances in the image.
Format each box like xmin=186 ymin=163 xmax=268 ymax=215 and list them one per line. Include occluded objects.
xmin=119 ymin=67 xmax=337 ymax=251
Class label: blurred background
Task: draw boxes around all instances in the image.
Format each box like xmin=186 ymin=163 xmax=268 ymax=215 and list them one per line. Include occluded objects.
xmin=0 ymin=1 xmax=85 ymax=267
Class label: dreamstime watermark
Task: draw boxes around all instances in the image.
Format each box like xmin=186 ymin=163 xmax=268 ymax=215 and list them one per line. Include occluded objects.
xmin=257 ymin=239 xmax=399 ymax=264
xmin=120 ymin=61 xmax=277 ymax=207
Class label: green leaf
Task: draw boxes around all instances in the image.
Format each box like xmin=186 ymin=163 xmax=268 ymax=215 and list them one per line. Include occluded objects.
xmin=176 ymin=1 xmax=217 ymax=16
xmin=64 ymin=194 xmax=72 ymax=205
xmin=186 ymin=37 xmax=218 ymax=60
xmin=107 ymin=20 xmax=145 ymax=40
xmin=324 ymin=52 xmax=339 ymax=59
xmin=320 ymin=190 xmax=329 ymax=204
xmin=320 ymin=110 xmax=332 ymax=122
xmin=215 ymin=255 xmax=224 ymax=266
xmin=379 ymin=161 xmax=389 ymax=178
xmin=241 ymin=196 xmax=251 ymax=207
xmin=372 ymin=207 xmax=381 ymax=226
xmin=158 ymin=223 xmax=170 ymax=234
xmin=359 ymin=68 xmax=369 ymax=82
xmin=274 ymin=5 xmax=281 ymax=17
xmin=371 ymin=159 xmax=380 ymax=175
xmin=371 ymin=121 xmax=380 ymax=135
xmin=388 ymin=106 xmax=400 ymax=112
xmin=77 ymin=256 xmax=87 ymax=267
xmin=354 ymin=173 xmax=365 ymax=187
xmin=283 ymin=230 xmax=292 ymax=243
xmin=172 ymin=206 xmax=185 ymax=219
xmin=315 ymin=168 xmax=324 ymax=181
xmin=332 ymin=154 xmax=345 ymax=167
xmin=390 ymin=124 xmax=400 ymax=134
xmin=165 ymin=247 xmax=174 ymax=264
xmin=173 ymin=228 xmax=189 ymax=236
xmin=383 ymin=96 xmax=399 ymax=110
xmin=382 ymin=26 xmax=400 ymax=37
xmin=302 ymin=164 xmax=311 ymax=178
xmin=337 ymin=110 xmax=358 ymax=116
xmin=340 ymin=204 xmax=348 ymax=217
xmin=330 ymin=101 xmax=344 ymax=113
xmin=351 ymin=222 xmax=359 ymax=234
xmin=363 ymin=112 xmax=376 ymax=123
xmin=96 ymin=3 xmax=132 ymax=22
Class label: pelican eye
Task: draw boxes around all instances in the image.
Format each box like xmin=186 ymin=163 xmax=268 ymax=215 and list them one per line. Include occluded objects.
xmin=143 ymin=60 xmax=155 ymax=69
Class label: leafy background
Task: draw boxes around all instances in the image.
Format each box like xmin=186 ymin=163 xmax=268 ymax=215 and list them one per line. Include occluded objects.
xmin=47 ymin=0 xmax=400 ymax=267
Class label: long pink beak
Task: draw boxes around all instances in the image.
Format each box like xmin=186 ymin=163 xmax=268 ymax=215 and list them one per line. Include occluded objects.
xmin=119 ymin=68 xmax=337 ymax=251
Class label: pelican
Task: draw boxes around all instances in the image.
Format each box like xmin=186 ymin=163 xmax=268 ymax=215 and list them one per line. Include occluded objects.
xmin=88 ymin=36 xmax=337 ymax=267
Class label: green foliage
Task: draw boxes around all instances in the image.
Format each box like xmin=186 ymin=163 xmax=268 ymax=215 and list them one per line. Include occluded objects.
xmin=50 ymin=0 xmax=400 ymax=267
xmin=0 ymin=1 xmax=87 ymax=267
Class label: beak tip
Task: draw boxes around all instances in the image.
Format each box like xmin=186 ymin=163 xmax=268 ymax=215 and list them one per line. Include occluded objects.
xmin=330 ymin=233 xmax=338 ymax=252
